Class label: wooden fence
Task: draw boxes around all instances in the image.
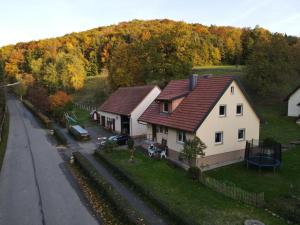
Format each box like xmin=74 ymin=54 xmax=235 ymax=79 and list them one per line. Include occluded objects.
xmin=73 ymin=102 xmax=97 ymax=112
xmin=201 ymin=176 xmax=265 ymax=207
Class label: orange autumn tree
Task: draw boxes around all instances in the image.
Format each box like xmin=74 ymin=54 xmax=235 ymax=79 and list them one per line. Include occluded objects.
xmin=49 ymin=91 xmax=72 ymax=111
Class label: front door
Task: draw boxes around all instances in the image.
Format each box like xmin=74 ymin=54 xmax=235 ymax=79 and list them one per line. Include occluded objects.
xmin=112 ymin=119 xmax=115 ymax=131
xmin=101 ymin=116 xmax=105 ymax=127
xmin=152 ymin=125 xmax=157 ymax=141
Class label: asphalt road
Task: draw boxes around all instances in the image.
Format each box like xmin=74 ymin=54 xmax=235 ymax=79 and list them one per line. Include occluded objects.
xmin=0 ymin=96 xmax=99 ymax=225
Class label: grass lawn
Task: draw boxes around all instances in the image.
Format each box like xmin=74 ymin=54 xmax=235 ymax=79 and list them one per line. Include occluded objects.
xmin=258 ymin=104 xmax=300 ymax=144
xmin=207 ymin=147 xmax=300 ymax=201
xmin=192 ymin=65 xmax=245 ymax=76
xmin=70 ymin=107 xmax=91 ymax=126
xmin=98 ymin=149 xmax=287 ymax=225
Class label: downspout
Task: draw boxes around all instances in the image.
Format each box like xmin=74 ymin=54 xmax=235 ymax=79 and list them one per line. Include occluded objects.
xmin=130 ymin=116 xmax=132 ymax=136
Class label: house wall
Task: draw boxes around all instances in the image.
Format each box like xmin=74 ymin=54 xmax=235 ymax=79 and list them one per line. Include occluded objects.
xmin=287 ymin=88 xmax=300 ymax=117
xmin=130 ymin=86 xmax=161 ymax=136
xmin=98 ymin=111 xmax=121 ymax=133
xmin=146 ymin=124 xmax=193 ymax=160
xmin=195 ymin=80 xmax=260 ymax=166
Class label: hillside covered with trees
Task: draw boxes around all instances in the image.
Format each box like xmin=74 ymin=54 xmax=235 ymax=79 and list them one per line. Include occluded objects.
xmin=0 ymin=19 xmax=299 ymax=101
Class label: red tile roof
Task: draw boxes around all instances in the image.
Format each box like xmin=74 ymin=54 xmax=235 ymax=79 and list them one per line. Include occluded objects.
xmin=139 ymin=76 xmax=248 ymax=132
xmin=99 ymin=85 xmax=157 ymax=116
xmin=156 ymin=80 xmax=189 ymax=100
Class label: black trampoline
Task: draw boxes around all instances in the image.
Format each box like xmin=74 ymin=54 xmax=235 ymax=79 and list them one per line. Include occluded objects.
xmin=245 ymin=139 xmax=282 ymax=172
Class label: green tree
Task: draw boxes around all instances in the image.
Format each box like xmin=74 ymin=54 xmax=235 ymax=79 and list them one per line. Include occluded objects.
xmin=181 ymin=136 xmax=206 ymax=166
xmin=245 ymin=34 xmax=299 ymax=99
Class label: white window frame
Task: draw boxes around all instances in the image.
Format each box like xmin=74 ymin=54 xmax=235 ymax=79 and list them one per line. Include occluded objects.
xmin=236 ymin=104 xmax=243 ymax=116
xmin=215 ymin=131 xmax=223 ymax=145
xmin=177 ymin=130 xmax=186 ymax=144
xmin=219 ymin=105 xmax=227 ymax=117
xmin=230 ymin=86 xmax=234 ymax=95
xmin=164 ymin=126 xmax=168 ymax=134
xmin=163 ymin=101 xmax=169 ymax=113
xmin=238 ymin=129 xmax=245 ymax=141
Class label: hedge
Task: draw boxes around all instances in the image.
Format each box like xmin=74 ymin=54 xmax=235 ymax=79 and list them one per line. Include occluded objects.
xmin=72 ymin=152 xmax=147 ymax=225
xmin=22 ymin=100 xmax=52 ymax=129
xmin=53 ymin=129 xmax=67 ymax=145
xmin=94 ymin=150 xmax=196 ymax=225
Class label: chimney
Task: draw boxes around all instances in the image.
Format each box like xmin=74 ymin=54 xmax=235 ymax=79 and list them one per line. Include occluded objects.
xmin=203 ymin=74 xmax=213 ymax=79
xmin=189 ymin=74 xmax=198 ymax=91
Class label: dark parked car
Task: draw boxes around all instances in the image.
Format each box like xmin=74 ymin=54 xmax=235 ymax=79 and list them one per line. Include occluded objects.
xmin=99 ymin=134 xmax=129 ymax=146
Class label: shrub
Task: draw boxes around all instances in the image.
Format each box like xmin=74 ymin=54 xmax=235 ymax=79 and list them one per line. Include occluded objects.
xmin=188 ymin=166 xmax=201 ymax=181
xmin=37 ymin=112 xmax=52 ymax=129
xmin=54 ymin=129 xmax=67 ymax=145
xmin=263 ymin=137 xmax=278 ymax=147
xmin=23 ymin=99 xmax=52 ymax=129
xmin=72 ymin=152 xmax=147 ymax=225
xmin=103 ymin=140 xmax=117 ymax=153
xmin=269 ymin=196 xmax=300 ymax=223
xmin=26 ymin=84 xmax=50 ymax=113
xmin=127 ymin=138 xmax=134 ymax=150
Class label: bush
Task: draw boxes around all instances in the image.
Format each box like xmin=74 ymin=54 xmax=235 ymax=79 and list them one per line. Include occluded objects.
xmin=263 ymin=137 xmax=278 ymax=147
xmin=94 ymin=150 xmax=196 ymax=225
xmin=127 ymin=138 xmax=134 ymax=150
xmin=188 ymin=166 xmax=201 ymax=180
xmin=54 ymin=129 xmax=67 ymax=145
xmin=23 ymin=99 xmax=52 ymax=129
xmin=103 ymin=140 xmax=117 ymax=153
xmin=72 ymin=152 xmax=147 ymax=225
xmin=269 ymin=196 xmax=300 ymax=223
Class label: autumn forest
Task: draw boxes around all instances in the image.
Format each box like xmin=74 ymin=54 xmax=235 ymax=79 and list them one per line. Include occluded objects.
xmin=0 ymin=19 xmax=300 ymax=104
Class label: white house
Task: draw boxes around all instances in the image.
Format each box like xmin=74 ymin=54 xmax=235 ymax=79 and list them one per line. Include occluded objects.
xmin=99 ymin=85 xmax=161 ymax=137
xmin=285 ymin=86 xmax=300 ymax=117
xmin=139 ymin=75 xmax=261 ymax=169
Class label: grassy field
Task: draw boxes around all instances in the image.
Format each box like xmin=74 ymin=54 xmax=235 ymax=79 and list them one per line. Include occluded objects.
xmin=98 ymin=149 xmax=286 ymax=225
xmin=192 ymin=65 xmax=245 ymax=76
xmin=258 ymin=104 xmax=300 ymax=144
xmin=72 ymin=74 xmax=110 ymax=105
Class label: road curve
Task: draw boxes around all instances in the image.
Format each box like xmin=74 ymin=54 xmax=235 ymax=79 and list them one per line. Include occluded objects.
xmin=0 ymin=96 xmax=99 ymax=225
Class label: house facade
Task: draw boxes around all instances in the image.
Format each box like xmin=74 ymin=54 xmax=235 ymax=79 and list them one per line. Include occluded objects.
xmin=139 ymin=75 xmax=260 ymax=169
xmin=99 ymin=85 xmax=161 ymax=137
xmin=285 ymin=86 xmax=300 ymax=117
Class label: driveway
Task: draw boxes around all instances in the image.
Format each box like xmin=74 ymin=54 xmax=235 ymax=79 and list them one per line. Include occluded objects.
xmin=0 ymin=96 xmax=99 ymax=225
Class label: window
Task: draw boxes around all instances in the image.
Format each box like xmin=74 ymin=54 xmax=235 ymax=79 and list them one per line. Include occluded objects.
xmin=164 ymin=127 xmax=168 ymax=134
xmin=219 ymin=105 xmax=227 ymax=117
xmin=159 ymin=126 xmax=164 ymax=133
xmin=231 ymin=86 xmax=234 ymax=94
xmin=177 ymin=131 xmax=186 ymax=143
xmin=236 ymin=104 xmax=243 ymax=115
xmin=163 ymin=102 xmax=169 ymax=113
xmin=238 ymin=129 xmax=245 ymax=141
xmin=156 ymin=126 xmax=159 ymax=133
xmin=215 ymin=132 xmax=223 ymax=144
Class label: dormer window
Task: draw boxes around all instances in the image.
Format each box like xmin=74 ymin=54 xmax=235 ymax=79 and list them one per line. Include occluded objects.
xmin=231 ymin=86 xmax=234 ymax=94
xmin=163 ymin=101 xmax=169 ymax=113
